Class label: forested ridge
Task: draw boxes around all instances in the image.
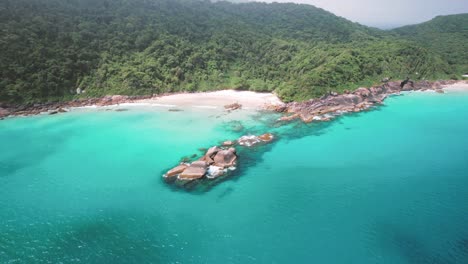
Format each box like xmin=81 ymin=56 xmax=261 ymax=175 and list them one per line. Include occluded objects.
xmin=392 ymin=14 xmax=468 ymax=74
xmin=1 ymin=0 xmax=466 ymax=103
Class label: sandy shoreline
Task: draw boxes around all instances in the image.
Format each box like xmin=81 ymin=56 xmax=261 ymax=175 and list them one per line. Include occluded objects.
xmin=443 ymin=82 xmax=468 ymax=92
xmin=2 ymin=81 xmax=467 ymax=119
xmin=133 ymin=82 xmax=467 ymax=110
xmin=135 ymin=90 xmax=284 ymax=110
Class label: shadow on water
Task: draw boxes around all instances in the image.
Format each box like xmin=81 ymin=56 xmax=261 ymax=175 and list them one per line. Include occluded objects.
xmin=372 ymin=221 xmax=468 ymax=264
xmin=0 ymin=124 xmax=77 ymax=178
xmin=217 ymin=186 xmax=235 ymax=201
xmin=0 ymin=210 xmax=185 ymax=264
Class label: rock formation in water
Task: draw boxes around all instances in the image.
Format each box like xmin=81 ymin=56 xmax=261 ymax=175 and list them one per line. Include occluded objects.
xmin=163 ymin=133 xmax=274 ymax=188
xmin=224 ymin=102 xmax=242 ymax=111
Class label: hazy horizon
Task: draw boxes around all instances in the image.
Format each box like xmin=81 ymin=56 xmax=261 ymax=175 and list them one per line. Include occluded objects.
xmin=226 ymin=0 xmax=468 ymax=29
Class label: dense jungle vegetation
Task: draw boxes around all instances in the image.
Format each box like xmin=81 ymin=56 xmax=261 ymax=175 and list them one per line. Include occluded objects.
xmin=1 ymin=0 xmax=466 ymax=103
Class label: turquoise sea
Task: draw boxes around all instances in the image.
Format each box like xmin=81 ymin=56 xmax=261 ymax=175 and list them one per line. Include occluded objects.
xmin=1 ymin=89 xmax=468 ymax=263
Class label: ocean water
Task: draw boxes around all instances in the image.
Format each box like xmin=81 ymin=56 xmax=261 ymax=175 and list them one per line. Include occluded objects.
xmin=1 ymin=90 xmax=468 ymax=263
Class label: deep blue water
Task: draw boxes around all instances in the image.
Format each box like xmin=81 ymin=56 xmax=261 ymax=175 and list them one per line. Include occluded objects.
xmin=1 ymin=90 xmax=468 ymax=263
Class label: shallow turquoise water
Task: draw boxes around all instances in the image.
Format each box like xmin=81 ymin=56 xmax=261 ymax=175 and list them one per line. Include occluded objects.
xmin=1 ymin=90 xmax=468 ymax=263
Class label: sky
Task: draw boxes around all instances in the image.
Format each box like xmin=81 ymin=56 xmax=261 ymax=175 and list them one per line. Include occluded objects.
xmin=248 ymin=0 xmax=468 ymax=28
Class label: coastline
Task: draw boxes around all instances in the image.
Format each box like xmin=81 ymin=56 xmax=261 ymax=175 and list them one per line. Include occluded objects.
xmin=1 ymin=80 xmax=466 ymax=120
xmin=273 ymin=80 xmax=468 ymax=123
xmin=0 ymin=90 xmax=283 ymax=119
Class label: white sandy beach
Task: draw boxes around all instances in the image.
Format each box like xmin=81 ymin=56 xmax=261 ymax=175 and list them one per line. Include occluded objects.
xmin=135 ymin=90 xmax=284 ymax=110
xmin=443 ymin=81 xmax=468 ymax=92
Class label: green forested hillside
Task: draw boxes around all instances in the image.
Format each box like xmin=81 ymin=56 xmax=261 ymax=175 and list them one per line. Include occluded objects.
xmin=0 ymin=0 xmax=465 ymax=103
xmin=392 ymin=14 xmax=468 ymax=74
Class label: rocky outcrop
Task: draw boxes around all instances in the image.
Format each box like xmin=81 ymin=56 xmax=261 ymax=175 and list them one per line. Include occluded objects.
xmin=163 ymin=133 xmax=275 ymax=189
xmin=164 ymin=145 xmax=238 ymax=184
xmin=278 ymin=80 xmax=463 ymax=123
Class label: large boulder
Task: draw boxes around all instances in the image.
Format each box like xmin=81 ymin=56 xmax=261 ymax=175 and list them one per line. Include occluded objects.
xmin=178 ymin=161 xmax=207 ymax=180
xmin=164 ymin=164 xmax=189 ymax=180
xmin=213 ymin=149 xmax=237 ymax=168
xmin=206 ymin=146 xmax=221 ymax=158
xmin=200 ymin=146 xmax=221 ymax=164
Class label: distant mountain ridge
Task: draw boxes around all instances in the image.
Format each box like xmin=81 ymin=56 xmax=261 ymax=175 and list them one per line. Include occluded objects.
xmin=0 ymin=0 xmax=466 ymax=103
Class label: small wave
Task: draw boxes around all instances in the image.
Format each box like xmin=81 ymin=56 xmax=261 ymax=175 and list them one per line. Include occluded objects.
xmin=148 ymin=103 xmax=177 ymax=107
xmin=117 ymin=102 xmax=153 ymax=107
xmin=194 ymin=105 xmax=218 ymax=109
xmin=74 ymin=105 xmax=98 ymax=109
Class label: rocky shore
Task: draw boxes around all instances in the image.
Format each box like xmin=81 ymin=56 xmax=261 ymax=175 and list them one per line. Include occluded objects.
xmin=1 ymin=80 xmax=465 ymax=121
xmin=163 ymin=133 xmax=274 ymax=189
xmin=0 ymin=95 xmax=153 ymax=119
xmin=269 ymin=80 xmax=465 ymax=123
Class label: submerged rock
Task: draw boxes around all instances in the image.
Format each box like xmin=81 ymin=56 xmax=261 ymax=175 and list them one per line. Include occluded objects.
xmin=238 ymin=133 xmax=275 ymax=147
xmin=238 ymin=135 xmax=261 ymax=147
xmin=259 ymin=133 xmax=274 ymax=142
xmin=222 ymin=140 xmax=234 ymax=146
